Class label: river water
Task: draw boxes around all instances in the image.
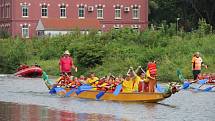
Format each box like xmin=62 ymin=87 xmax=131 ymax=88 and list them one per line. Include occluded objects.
xmin=0 ymin=74 xmax=214 ymax=121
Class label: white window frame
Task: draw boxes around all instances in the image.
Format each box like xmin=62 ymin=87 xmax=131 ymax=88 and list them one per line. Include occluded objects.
xmin=22 ymin=5 xmax=28 ymax=17
xmin=60 ymin=5 xmax=66 ymax=18
xmin=97 ymin=6 xmax=103 ymax=19
xmin=78 ymin=6 xmax=85 ymax=19
xmin=7 ymin=5 xmax=10 ymax=18
xmin=22 ymin=25 xmax=29 ymax=38
xmin=132 ymin=7 xmax=140 ymax=19
xmin=115 ymin=6 xmax=121 ymax=19
xmin=6 ymin=5 xmax=8 ymax=18
xmin=114 ymin=25 xmax=120 ymax=30
xmin=41 ymin=5 xmax=48 ymax=17
xmin=2 ymin=5 xmax=4 ymax=18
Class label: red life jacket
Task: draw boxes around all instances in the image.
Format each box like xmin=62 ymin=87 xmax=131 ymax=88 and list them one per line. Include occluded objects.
xmin=148 ymin=62 xmax=157 ymax=77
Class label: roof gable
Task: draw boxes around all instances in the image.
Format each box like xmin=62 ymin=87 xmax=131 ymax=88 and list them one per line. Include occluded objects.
xmin=37 ymin=18 xmax=100 ymax=31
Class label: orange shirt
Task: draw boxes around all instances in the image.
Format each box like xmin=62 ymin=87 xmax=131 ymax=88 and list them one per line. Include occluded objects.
xmin=192 ymin=56 xmax=203 ymax=70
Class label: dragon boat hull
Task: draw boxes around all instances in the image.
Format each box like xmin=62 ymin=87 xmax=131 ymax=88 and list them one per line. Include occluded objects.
xmin=65 ymin=89 xmax=171 ymax=103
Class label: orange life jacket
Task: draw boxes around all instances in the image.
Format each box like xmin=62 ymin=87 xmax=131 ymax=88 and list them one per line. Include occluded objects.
xmin=192 ymin=57 xmax=202 ymax=70
xmin=148 ymin=62 xmax=157 ymax=77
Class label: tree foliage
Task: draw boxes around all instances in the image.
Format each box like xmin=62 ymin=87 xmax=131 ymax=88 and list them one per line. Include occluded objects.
xmin=149 ymin=0 xmax=215 ymax=30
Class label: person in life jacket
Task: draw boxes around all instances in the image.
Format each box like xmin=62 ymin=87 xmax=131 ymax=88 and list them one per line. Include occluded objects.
xmin=122 ymin=74 xmax=133 ymax=93
xmin=86 ymin=72 xmax=99 ymax=90
xmin=147 ymin=61 xmax=157 ymax=92
xmin=192 ymin=52 xmax=208 ymax=80
xmin=17 ymin=64 xmax=29 ymax=71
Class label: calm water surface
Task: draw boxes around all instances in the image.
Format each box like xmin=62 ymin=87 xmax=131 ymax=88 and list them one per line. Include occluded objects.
xmin=0 ymin=74 xmax=215 ymax=121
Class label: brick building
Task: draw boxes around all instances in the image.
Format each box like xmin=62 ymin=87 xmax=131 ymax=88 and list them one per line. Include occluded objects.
xmin=0 ymin=0 xmax=148 ymax=38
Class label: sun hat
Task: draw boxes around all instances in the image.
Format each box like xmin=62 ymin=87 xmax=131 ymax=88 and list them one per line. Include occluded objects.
xmin=195 ymin=52 xmax=200 ymax=56
xmin=64 ymin=50 xmax=70 ymax=55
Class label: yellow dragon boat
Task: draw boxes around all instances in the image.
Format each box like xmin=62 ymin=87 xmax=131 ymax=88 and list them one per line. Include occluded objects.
xmin=64 ymin=89 xmax=172 ymax=103
xmin=42 ymin=72 xmax=174 ymax=103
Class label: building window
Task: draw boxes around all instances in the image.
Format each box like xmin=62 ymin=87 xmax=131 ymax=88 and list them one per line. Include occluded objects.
xmin=97 ymin=6 xmax=103 ymax=19
xmin=41 ymin=5 xmax=48 ymax=17
xmin=22 ymin=25 xmax=29 ymax=38
xmin=5 ymin=5 xmax=8 ymax=18
xmin=60 ymin=5 xmax=66 ymax=18
xmin=7 ymin=5 xmax=10 ymax=18
xmin=2 ymin=5 xmax=4 ymax=18
xmin=132 ymin=7 xmax=140 ymax=19
xmin=78 ymin=6 xmax=85 ymax=18
xmin=132 ymin=25 xmax=139 ymax=32
xmin=37 ymin=30 xmax=44 ymax=36
xmin=115 ymin=6 xmax=121 ymax=19
xmin=22 ymin=5 xmax=28 ymax=17
xmin=114 ymin=25 xmax=120 ymax=30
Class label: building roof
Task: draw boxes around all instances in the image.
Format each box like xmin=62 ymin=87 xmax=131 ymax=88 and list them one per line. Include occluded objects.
xmin=36 ymin=18 xmax=100 ymax=31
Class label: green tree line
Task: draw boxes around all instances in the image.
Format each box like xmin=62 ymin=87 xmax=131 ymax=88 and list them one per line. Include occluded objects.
xmin=149 ymin=0 xmax=215 ymax=31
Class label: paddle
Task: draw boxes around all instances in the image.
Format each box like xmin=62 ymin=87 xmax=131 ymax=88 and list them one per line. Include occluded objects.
xmin=96 ymin=82 xmax=122 ymax=100
xmin=65 ymin=88 xmax=76 ymax=97
xmin=181 ymin=79 xmax=206 ymax=90
xmin=113 ymin=84 xmax=122 ymax=96
xmin=181 ymin=81 xmax=192 ymax=89
xmin=96 ymin=91 xmax=106 ymax=100
xmin=203 ymin=86 xmax=215 ymax=92
xmin=75 ymin=83 xmax=98 ymax=95
xmin=194 ymin=79 xmax=208 ymax=91
xmin=49 ymin=87 xmax=66 ymax=96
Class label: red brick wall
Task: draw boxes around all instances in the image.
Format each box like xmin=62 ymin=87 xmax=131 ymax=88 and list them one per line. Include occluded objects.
xmin=1 ymin=0 xmax=148 ymax=38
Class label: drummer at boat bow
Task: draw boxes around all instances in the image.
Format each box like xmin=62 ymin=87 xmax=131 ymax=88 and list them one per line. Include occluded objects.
xmin=59 ymin=50 xmax=77 ymax=76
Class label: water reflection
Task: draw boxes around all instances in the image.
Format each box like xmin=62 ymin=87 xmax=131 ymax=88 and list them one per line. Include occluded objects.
xmin=0 ymin=101 xmax=128 ymax=121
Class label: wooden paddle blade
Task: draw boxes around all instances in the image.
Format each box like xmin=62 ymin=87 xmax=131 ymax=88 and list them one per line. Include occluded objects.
xmin=96 ymin=91 xmax=105 ymax=100
xmin=113 ymin=84 xmax=122 ymax=96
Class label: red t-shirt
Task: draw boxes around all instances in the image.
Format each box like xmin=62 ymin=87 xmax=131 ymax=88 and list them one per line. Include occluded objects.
xmin=59 ymin=56 xmax=73 ymax=73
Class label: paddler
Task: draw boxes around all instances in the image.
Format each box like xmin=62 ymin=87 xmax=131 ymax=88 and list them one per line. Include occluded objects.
xmin=122 ymin=74 xmax=133 ymax=92
xmin=129 ymin=67 xmax=142 ymax=92
xmin=86 ymin=72 xmax=99 ymax=89
xmin=147 ymin=61 xmax=157 ymax=92
xmin=192 ymin=52 xmax=208 ymax=81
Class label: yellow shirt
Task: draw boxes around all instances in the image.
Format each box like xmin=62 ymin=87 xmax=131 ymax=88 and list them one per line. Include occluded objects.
xmin=122 ymin=80 xmax=133 ymax=93
xmin=86 ymin=77 xmax=99 ymax=89
xmin=132 ymin=76 xmax=141 ymax=92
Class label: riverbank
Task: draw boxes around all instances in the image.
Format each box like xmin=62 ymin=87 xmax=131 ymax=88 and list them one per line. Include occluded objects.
xmin=0 ymin=28 xmax=215 ymax=82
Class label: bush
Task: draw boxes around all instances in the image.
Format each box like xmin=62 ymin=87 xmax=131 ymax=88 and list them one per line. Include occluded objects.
xmin=0 ymin=29 xmax=10 ymax=38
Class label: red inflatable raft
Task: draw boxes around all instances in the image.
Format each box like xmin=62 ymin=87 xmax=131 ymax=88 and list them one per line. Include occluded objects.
xmin=15 ymin=66 xmax=43 ymax=77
